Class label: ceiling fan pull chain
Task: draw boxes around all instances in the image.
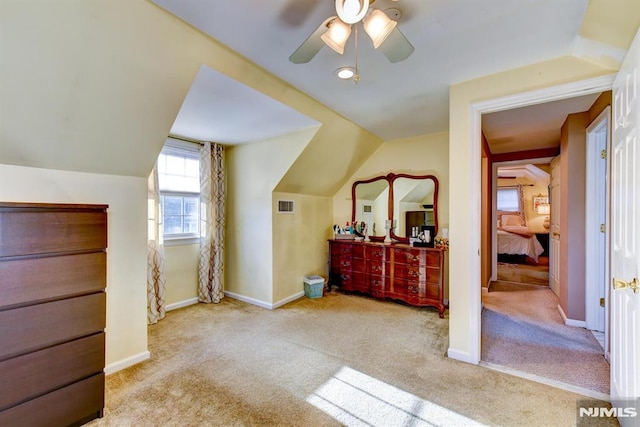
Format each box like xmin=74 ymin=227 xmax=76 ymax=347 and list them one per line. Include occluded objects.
xmin=354 ymin=24 xmax=360 ymax=84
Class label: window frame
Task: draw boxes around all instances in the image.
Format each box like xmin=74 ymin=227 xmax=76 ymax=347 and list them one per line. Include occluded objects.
xmin=158 ymin=138 xmax=201 ymax=246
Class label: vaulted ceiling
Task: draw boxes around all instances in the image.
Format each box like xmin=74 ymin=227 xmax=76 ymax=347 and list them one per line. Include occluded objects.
xmin=152 ymin=0 xmax=638 ymax=146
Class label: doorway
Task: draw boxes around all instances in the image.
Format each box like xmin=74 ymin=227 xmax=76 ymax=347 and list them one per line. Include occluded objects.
xmin=479 ymin=90 xmax=612 ymax=398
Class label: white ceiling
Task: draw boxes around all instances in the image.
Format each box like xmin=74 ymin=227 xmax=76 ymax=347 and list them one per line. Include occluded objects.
xmin=153 ymin=0 xmax=597 ymax=146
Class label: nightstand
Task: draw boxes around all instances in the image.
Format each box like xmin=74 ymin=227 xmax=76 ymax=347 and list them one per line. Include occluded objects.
xmin=535 ymin=232 xmax=549 ymax=257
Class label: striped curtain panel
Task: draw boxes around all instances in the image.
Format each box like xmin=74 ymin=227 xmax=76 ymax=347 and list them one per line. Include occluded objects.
xmin=517 ymin=184 xmax=527 ymax=226
xmin=198 ymin=142 xmax=226 ymax=304
xmin=147 ymin=163 xmax=167 ymax=324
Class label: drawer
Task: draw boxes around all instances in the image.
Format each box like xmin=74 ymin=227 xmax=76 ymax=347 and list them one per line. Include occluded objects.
xmin=424 ymin=251 xmax=442 ymax=268
xmin=365 ymin=246 xmax=386 ymax=261
xmin=395 ymin=263 xmax=424 ymax=281
xmin=0 ymin=293 xmax=106 ymax=361
xmin=331 ymin=242 xmax=352 ymax=256
xmin=366 ymin=261 xmax=389 ymax=276
xmin=424 ymin=267 xmax=441 ymax=285
xmin=366 ymin=275 xmax=386 ymax=297
xmin=0 ymin=252 xmax=106 ymax=309
xmin=0 ymin=373 xmax=104 ymax=426
xmin=0 ymin=333 xmax=104 ymax=411
xmin=350 ymin=244 xmax=364 ymax=258
xmin=0 ymin=210 xmax=107 ymax=257
xmin=351 ymin=257 xmax=365 ymax=273
xmin=425 ymin=283 xmax=441 ymax=300
xmin=393 ymin=248 xmax=425 ymax=265
xmin=339 ymin=272 xmax=364 ymax=291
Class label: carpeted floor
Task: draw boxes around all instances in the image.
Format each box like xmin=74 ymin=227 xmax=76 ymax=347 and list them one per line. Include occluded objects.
xmin=482 ymin=283 xmax=610 ymax=397
xmin=497 ymin=256 xmax=549 ymax=286
xmin=88 ymin=292 xmax=615 ymax=426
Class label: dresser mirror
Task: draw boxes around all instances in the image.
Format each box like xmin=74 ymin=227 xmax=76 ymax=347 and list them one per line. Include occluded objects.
xmin=351 ymin=175 xmax=390 ymax=239
xmin=351 ymin=173 xmax=438 ymax=244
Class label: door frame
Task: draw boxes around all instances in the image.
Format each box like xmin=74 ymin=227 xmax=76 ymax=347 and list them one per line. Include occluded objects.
xmin=585 ymin=107 xmax=611 ymax=356
xmin=465 ymin=74 xmax=615 ymax=365
xmin=491 ymin=158 xmax=553 ymax=282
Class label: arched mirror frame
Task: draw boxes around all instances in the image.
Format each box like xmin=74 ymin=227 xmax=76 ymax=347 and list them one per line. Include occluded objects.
xmin=351 ymin=172 xmax=439 ymax=244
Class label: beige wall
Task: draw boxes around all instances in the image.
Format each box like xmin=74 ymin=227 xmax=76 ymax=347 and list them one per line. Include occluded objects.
xmin=333 ymin=132 xmax=450 ymax=232
xmin=164 ymin=244 xmax=199 ymax=306
xmin=0 ymin=164 xmax=148 ymax=369
xmin=226 ymin=128 xmax=318 ymax=305
xmin=272 ymin=193 xmax=333 ymax=304
xmin=449 ymin=56 xmax=615 ymax=361
xmin=559 ymin=113 xmax=590 ymax=321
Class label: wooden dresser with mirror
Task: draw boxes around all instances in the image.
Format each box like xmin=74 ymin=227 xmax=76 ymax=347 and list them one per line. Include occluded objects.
xmin=329 ymin=173 xmax=447 ymax=317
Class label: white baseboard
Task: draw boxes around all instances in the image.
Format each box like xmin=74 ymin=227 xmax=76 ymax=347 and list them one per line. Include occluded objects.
xmin=224 ymin=290 xmax=305 ymax=310
xmin=166 ymin=297 xmax=199 ymax=312
xmin=272 ymin=291 xmax=305 ymax=309
xmin=447 ymin=348 xmax=479 ymax=364
xmin=104 ymin=350 xmax=151 ymax=375
xmin=557 ymin=304 xmax=587 ymax=328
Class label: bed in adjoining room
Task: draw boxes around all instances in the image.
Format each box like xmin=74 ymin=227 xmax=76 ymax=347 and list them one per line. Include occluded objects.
xmin=497 ymin=213 xmax=544 ymax=264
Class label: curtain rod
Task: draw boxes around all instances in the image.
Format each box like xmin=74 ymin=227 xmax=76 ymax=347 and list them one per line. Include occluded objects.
xmin=167 ymin=135 xmax=204 ymax=146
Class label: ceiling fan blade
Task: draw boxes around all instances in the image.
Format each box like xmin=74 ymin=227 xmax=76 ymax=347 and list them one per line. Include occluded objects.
xmin=379 ymin=27 xmax=415 ymax=63
xmin=289 ymin=17 xmax=334 ymax=64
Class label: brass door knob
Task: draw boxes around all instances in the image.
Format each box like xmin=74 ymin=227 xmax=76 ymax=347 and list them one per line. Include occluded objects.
xmin=613 ymin=277 xmax=639 ymax=293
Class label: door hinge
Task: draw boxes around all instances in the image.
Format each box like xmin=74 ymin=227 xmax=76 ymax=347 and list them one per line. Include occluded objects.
xmin=600 ymin=224 xmax=606 ymax=233
xmin=600 ymin=149 xmax=607 ymax=159
xmin=600 ymin=298 xmax=605 ymax=307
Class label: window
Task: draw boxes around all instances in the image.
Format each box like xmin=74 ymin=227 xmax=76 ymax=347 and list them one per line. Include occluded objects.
xmin=497 ymin=187 xmax=520 ymax=212
xmin=157 ymin=140 xmax=200 ymax=244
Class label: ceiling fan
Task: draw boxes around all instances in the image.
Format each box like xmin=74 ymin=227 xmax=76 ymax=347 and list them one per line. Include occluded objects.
xmin=289 ymin=0 xmax=414 ymax=65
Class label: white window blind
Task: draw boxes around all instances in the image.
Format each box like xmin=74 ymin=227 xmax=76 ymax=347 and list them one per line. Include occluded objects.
xmin=497 ymin=187 xmax=520 ymax=212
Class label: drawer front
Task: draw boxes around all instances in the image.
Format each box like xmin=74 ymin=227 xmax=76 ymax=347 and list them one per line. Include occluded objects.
xmin=365 ymin=246 xmax=386 ymax=261
xmin=0 ymin=211 xmax=107 ymax=257
xmin=395 ymin=263 xmax=424 ymax=281
xmin=331 ymin=242 xmax=352 ymax=256
xmin=350 ymin=244 xmax=364 ymax=258
xmin=0 ymin=333 xmax=104 ymax=411
xmin=0 ymin=252 xmax=106 ymax=309
xmin=351 ymin=257 xmax=365 ymax=273
xmin=424 ymin=267 xmax=441 ymax=285
xmin=0 ymin=293 xmax=106 ymax=361
xmin=366 ymin=261 xmax=389 ymax=276
xmin=0 ymin=373 xmax=104 ymax=426
xmin=424 ymin=251 xmax=442 ymax=268
xmin=339 ymin=272 xmax=364 ymax=292
xmin=367 ymin=275 xmax=386 ymax=297
xmin=425 ymin=283 xmax=441 ymax=300
xmin=393 ymin=248 xmax=425 ymax=265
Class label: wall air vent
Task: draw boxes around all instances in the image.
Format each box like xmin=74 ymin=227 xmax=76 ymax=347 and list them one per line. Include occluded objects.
xmin=277 ymin=200 xmax=295 ymax=214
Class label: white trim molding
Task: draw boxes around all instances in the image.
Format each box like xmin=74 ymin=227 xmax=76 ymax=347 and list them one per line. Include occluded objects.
xmin=557 ymin=304 xmax=588 ymax=328
xmin=166 ymin=297 xmax=199 ymax=312
xmin=104 ymin=350 xmax=151 ymax=375
xmin=224 ymin=290 xmax=304 ymax=310
xmin=463 ymin=74 xmax=616 ymax=366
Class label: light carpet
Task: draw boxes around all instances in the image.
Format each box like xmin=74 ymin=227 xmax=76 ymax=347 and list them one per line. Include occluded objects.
xmin=482 ymin=283 xmax=610 ymax=396
xmin=88 ymin=292 xmax=615 ymax=426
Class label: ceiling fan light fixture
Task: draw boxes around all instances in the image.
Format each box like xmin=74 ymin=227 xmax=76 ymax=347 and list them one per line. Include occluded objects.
xmin=336 ymin=67 xmax=356 ymax=79
xmin=363 ymin=9 xmax=397 ymax=49
xmin=335 ymin=0 xmax=369 ymax=24
xmin=321 ymin=19 xmax=352 ymax=55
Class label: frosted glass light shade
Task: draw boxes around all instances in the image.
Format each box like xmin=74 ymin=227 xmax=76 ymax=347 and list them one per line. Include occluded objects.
xmin=336 ymin=0 xmax=369 ymax=24
xmin=363 ymin=9 xmax=397 ymax=48
xmin=321 ymin=19 xmax=352 ymax=55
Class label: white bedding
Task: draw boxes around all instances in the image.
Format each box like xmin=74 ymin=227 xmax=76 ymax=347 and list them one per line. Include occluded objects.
xmin=497 ymin=229 xmax=544 ymax=263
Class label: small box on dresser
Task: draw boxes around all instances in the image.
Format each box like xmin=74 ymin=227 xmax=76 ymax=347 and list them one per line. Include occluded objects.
xmin=0 ymin=202 xmax=108 ymax=427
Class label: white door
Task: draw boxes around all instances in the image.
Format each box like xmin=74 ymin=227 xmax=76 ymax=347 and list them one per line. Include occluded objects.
xmin=610 ymin=28 xmax=640 ymax=419
xmin=549 ymin=156 xmax=561 ymax=297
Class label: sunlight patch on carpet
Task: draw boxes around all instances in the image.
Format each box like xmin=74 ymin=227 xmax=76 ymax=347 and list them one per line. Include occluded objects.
xmin=307 ymin=366 xmax=485 ymax=426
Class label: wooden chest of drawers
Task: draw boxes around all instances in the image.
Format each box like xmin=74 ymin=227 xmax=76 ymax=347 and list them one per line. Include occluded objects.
xmin=0 ymin=202 xmax=107 ymax=426
xmin=329 ymin=240 xmax=447 ymax=317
